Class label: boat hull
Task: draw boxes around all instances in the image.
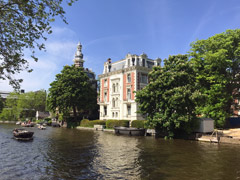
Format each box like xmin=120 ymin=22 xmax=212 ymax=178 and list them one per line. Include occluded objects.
xmin=114 ymin=127 xmax=146 ymax=136
xmin=13 ymin=129 xmax=34 ymax=139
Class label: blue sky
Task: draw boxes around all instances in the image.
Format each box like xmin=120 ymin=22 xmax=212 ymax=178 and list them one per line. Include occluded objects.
xmin=2 ymin=0 xmax=240 ymax=92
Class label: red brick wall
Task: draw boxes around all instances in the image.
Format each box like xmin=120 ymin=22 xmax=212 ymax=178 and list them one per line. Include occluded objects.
xmin=131 ymin=72 xmax=135 ymax=100
xmin=101 ymin=79 xmax=104 ymax=102
xmin=123 ymin=74 xmax=127 ymax=100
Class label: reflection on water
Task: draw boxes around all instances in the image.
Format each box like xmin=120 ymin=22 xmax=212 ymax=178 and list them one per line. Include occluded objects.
xmin=91 ymin=132 xmax=141 ymax=179
xmin=0 ymin=124 xmax=240 ymax=180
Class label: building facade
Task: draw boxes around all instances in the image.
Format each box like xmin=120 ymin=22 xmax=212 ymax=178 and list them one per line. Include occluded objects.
xmin=98 ymin=53 xmax=161 ymax=121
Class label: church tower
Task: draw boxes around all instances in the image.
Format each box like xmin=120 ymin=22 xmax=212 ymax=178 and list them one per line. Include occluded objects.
xmin=73 ymin=42 xmax=85 ymax=68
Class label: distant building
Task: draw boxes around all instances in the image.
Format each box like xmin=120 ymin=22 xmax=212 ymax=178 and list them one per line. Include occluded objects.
xmin=0 ymin=91 xmax=11 ymax=100
xmin=0 ymin=90 xmax=24 ymax=102
xmin=98 ymin=53 xmax=161 ymax=121
xmin=36 ymin=111 xmax=50 ymax=120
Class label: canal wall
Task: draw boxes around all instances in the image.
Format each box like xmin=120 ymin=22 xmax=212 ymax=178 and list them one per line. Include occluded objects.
xmin=0 ymin=121 xmax=16 ymax=124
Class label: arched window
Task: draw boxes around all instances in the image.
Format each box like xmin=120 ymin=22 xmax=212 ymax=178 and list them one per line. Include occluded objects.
xmin=112 ymin=98 xmax=115 ymax=108
xmin=112 ymin=112 xmax=115 ymax=117
xmin=116 ymin=112 xmax=118 ymax=117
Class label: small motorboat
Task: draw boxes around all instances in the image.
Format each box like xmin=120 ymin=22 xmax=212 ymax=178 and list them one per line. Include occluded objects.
xmin=13 ymin=128 xmax=34 ymax=141
xmin=114 ymin=126 xmax=146 ymax=136
xmin=16 ymin=122 xmax=21 ymax=125
xmin=37 ymin=125 xmax=46 ymax=130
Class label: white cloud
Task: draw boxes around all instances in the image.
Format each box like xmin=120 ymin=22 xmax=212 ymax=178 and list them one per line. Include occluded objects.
xmin=46 ymin=41 xmax=76 ymax=59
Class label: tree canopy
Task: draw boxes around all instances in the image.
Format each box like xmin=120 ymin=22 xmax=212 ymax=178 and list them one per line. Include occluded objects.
xmin=47 ymin=65 xmax=97 ymax=122
xmin=0 ymin=95 xmax=3 ymax=113
xmin=0 ymin=0 xmax=76 ymax=89
xmin=136 ymin=55 xmax=200 ymax=138
xmin=190 ymin=29 xmax=240 ymax=127
xmin=0 ymin=90 xmax=47 ymax=121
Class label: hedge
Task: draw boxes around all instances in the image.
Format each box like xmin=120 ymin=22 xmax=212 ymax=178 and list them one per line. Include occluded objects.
xmin=80 ymin=119 xmax=106 ymax=127
xmin=106 ymin=120 xmax=129 ymax=129
xmin=131 ymin=120 xmax=146 ymax=128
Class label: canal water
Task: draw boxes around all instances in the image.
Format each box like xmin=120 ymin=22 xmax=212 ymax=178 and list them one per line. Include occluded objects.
xmin=0 ymin=124 xmax=240 ymax=180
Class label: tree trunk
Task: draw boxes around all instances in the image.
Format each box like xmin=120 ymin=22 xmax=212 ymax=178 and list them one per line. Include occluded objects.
xmin=73 ymin=106 xmax=77 ymax=121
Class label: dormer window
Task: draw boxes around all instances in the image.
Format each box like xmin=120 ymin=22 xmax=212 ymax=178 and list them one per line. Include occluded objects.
xmin=142 ymin=59 xmax=145 ymax=67
xmin=132 ymin=58 xmax=135 ymax=66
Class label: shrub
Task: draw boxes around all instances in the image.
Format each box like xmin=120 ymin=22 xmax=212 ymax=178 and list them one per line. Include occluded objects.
xmin=47 ymin=120 xmax=52 ymax=126
xmin=36 ymin=119 xmax=44 ymax=124
xmin=44 ymin=117 xmax=51 ymax=121
xmin=106 ymin=120 xmax=129 ymax=129
xmin=80 ymin=119 xmax=106 ymax=127
xmin=131 ymin=120 xmax=146 ymax=128
xmin=80 ymin=119 xmax=90 ymax=127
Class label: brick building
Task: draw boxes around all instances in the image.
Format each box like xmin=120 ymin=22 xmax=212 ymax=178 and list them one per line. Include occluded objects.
xmin=98 ymin=53 xmax=161 ymax=121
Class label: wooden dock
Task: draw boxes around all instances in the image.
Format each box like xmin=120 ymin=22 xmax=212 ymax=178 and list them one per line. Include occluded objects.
xmin=197 ymin=130 xmax=220 ymax=143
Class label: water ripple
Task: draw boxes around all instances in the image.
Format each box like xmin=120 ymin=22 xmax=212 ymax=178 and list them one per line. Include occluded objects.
xmin=1 ymin=124 xmax=240 ymax=179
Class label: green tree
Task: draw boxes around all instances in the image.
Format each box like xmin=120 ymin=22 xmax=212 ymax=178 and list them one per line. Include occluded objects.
xmin=136 ymin=55 xmax=199 ymax=138
xmin=17 ymin=90 xmax=47 ymax=118
xmin=0 ymin=0 xmax=77 ymax=89
xmin=47 ymin=65 xmax=97 ymax=122
xmin=190 ymin=29 xmax=240 ymax=127
xmin=0 ymin=92 xmax=19 ymax=121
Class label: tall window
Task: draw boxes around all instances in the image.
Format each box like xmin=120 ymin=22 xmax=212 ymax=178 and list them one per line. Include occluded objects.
xmin=104 ymin=106 xmax=107 ymax=116
xmin=104 ymin=92 xmax=107 ymax=102
xmin=127 ymin=74 xmax=131 ymax=83
xmin=112 ymin=84 xmax=115 ymax=93
xmin=116 ymin=98 xmax=118 ymax=107
xmin=127 ymin=88 xmax=131 ymax=100
xmin=112 ymin=98 xmax=115 ymax=108
xmin=116 ymin=83 xmax=119 ymax=92
xmin=127 ymin=105 xmax=131 ymax=115
xmin=112 ymin=112 xmax=115 ymax=117
xmin=141 ymin=73 xmax=148 ymax=83
xmin=116 ymin=112 xmax=118 ymax=117
xmin=104 ymin=79 xmax=107 ymax=87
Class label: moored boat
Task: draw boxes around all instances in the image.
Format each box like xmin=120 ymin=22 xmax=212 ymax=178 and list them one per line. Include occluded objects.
xmin=21 ymin=122 xmax=34 ymax=127
xmin=114 ymin=126 xmax=146 ymax=136
xmin=13 ymin=128 xmax=34 ymax=140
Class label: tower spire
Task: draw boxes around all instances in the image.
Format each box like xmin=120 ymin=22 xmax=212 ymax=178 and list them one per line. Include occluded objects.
xmin=73 ymin=42 xmax=85 ymax=67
